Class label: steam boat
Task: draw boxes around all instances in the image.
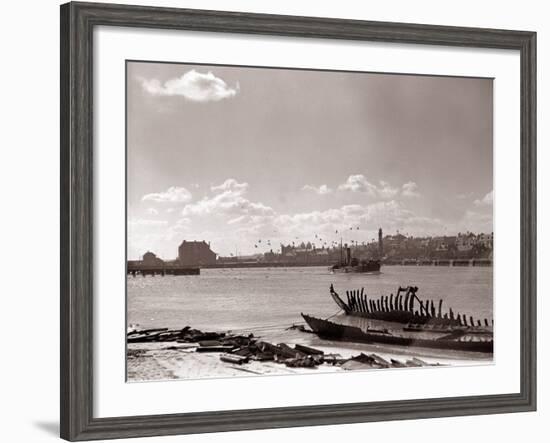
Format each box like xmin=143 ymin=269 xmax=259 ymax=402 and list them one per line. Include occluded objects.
xmin=329 ymin=242 xmax=381 ymax=274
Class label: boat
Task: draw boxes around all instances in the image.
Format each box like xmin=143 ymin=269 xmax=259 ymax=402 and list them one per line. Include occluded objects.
xmin=329 ymin=284 xmax=492 ymax=328
xmin=300 ymin=284 xmax=494 ymax=354
xmin=301 ymin=313 xmax=493 ymax=353
xmin=329 ymin=241 xmax=381 ymax=274
xmin=330 ymin=258 xmax=381 ymax=273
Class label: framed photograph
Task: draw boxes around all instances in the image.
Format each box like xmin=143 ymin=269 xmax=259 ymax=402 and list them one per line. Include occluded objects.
xmin=60 ymin=1 xmax=536 ymax=440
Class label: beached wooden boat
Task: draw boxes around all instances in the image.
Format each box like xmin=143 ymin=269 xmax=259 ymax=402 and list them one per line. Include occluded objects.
xmin=301 ymin=313 xmax=493 ymax=353
xmin=329 ymin=284 xmax=492 ymax=328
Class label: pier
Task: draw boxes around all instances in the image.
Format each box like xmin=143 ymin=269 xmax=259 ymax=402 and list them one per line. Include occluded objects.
xmin=127 ymin=264 xmax=200 ymax=276
xmin=384 ymin=258 xmax=492 ymax=267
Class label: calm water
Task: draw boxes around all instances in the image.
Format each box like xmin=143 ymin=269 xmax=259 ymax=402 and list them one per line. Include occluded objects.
xmin=127 ymin=266 xmax=493 ymax=333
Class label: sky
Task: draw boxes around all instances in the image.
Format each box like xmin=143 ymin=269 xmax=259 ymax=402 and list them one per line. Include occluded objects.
xmin=127 ymin=61 xmax=493 ymax=260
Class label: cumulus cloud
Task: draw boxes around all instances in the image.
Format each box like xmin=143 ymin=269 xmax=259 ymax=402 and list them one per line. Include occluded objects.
xmin=222 ymin=201 xmax=490 ymax=254
xmin=182 ymin=178 xmax=273 ymax=218
xmin=338 ymin=174 xmax=399 ymax=198
xmin=182 ymin=195 xmax=273 ymax=218
xmin=142 ymin=186 xmax=192 ymax=203
xmin=474 ymin=190 xmax=493 ymax=206
xmin=338 ymin=174 xmax=377 ymax=194
xmin=460 ymin=210 xmax=493 ymax=233
xmin=211 ymin=178 xmax=249 ymax=194
xmin=402 ymin=181 xmax=420 ymax=198
xmin=378 ymin=181 xmax=400 ymax=199
xmin=227 ymin=200 xmax=442 ymax=244
xmin=302 ymin=184 xmax=332 ymax=195
xmin=132 ymin=177 xmax=492 ymax=257
xmin=140 ymin=70 xmax=239 ymax=102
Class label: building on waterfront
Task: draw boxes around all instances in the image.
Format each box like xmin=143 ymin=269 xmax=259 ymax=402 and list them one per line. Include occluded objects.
xmin=274 ymin=243 xmax=336 ymax=265
xmin=178 ymin=240 xmax=217 ymax=266
xmin=126 ymin=251 xmax=164 ymax=268
xmin=141 ymin=251 xmax=164 ymax=266
xmin=142 ymin=251 xmax=164 ymax=266
xmin=478 ymin=232 xmax=494 ymax=249
xmin=456 ymin=232 xmax=476 ymax=252
xmin=383 ymin=232 xmax=407 ymax=251
xmin=210 ymin=229 xmax=495 ymax=266
xmin=262 ymin=249 xmax=279 ymax=262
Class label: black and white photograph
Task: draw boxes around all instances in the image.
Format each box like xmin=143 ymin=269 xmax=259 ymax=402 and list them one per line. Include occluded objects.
xmin=0 ymin=0 xmax=543 ymax=441
xmin=126 ymin=61 xmax=494 ymax=381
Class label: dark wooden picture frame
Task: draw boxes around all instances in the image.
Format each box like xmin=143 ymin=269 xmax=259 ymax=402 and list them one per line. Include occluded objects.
xmin=60 ymin=2 xmax=536 ymax=441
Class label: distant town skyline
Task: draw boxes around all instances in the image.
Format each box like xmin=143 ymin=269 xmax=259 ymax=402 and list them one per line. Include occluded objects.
xmin=127 ymin=61 xmax=493 ymax=260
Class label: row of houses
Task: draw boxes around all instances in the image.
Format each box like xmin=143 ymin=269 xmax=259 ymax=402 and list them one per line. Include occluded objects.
xmin=381 ymin=232 xmax=493 ymax=260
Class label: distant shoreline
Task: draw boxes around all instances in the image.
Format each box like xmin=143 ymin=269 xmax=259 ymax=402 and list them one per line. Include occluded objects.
xmin=205 ymin=259 xmax=492 ymax=269
xmin=127 ymin=260 xmax=493 ymax=272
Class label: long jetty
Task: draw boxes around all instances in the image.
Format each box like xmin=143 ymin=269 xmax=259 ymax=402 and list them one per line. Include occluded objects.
xmin=127 ymin=264 xmax=200 ymax=276
xmin=385 ymin=258 xmax=492 ymax=266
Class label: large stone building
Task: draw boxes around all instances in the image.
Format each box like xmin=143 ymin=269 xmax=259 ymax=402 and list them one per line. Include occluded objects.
xmin=178 ymin=240 xmax=217 ymax=266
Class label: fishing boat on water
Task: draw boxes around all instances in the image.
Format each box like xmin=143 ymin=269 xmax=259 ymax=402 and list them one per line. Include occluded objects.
xmin=301 ymin=284 xmax=493 ymax=353
xmin=329 ymin=241 xmax=381 ymax=274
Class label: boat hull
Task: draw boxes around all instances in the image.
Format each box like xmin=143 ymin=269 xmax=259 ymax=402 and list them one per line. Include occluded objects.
xmin=330 ymin=261 xmax=381 ymax=274
xmin=301 ymin=313 xmax=493 ymax=354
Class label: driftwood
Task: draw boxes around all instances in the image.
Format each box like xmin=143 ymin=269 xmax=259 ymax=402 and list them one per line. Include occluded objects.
xmin=284 ymin=356 xmax=318 ymax=368
xmin=196 ymin=345 xmax=235 ymax=353
xmin=294 ymin=344 xmax=324 ymax=356
xmin=339 ymin=352 xmax=428 ymax=370
xmin=220 ymin=354 xmax=248 ymax=365
xmin=127 ymin=324 xmax=446 ymax=372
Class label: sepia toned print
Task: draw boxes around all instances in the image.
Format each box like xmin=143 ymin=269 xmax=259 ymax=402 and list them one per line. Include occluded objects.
xmin=126 ymin=61 xmax=493 ymax=382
